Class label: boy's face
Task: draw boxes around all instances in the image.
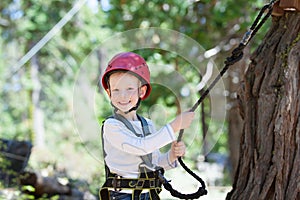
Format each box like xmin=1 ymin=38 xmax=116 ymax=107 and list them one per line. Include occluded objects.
xmin=107 ymin=72 xmax=147 ymax=113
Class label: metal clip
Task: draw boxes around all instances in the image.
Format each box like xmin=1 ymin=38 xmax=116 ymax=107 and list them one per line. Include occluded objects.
xmin=157 ymin=172 xmax=168 ymax=184
xmin=112 ymin=175 xmax=122 ymax=191
xmin=241 ymin=30 xmax=253 ymax=45
xmin=149 ymin=179 xmax=155 ymax=188
xmin=129 ymin=180 xmax=137 ymax=187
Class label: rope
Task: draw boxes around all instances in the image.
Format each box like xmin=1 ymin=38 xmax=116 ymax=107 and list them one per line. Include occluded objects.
xmin=162 ymin=157 xmax=207 ymax=199
xmin=10 ymin=0 xmax=89 ymax=76
xmin=178 ymin=0 xmax=278 ymax=140
xmin=165 ymin=1 xmax=278 ymax=199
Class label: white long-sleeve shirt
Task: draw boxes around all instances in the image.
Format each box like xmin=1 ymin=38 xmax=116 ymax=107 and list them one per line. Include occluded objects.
xmin=102 ymin=117 xmax=177 ymax=178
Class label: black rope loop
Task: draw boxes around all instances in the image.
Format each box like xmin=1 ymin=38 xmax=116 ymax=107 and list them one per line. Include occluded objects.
xmin=160 ymin=157 xmax=207 ymax=199
xmin=159 ymin=157 xmax=207 ymax=199
xmin=163 ymin=182 xmax=207 ymax=200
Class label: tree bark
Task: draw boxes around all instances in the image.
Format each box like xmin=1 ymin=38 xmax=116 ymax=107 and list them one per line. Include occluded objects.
xmin=227 ymin=12 xmax=300 ymax=200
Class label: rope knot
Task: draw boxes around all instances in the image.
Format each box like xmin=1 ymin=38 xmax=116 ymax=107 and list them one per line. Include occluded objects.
xmin=225 ymin=45 xmax=245 ymax=66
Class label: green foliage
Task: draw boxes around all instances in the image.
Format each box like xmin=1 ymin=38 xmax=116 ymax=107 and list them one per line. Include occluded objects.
xmin=0 ymin=0 xmax=109 ymax=141
xmin=0 ymin=0 xmax=277 ymax=197
xmin=0 ymin=141 xmax=15 ymax=186
xmin=1 ymin=1 xmax=108 ymax=197
xmin=19 ymin=185 xmax=60 ymax=200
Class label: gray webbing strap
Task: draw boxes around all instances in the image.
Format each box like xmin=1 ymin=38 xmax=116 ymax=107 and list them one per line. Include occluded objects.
xmin=113 ymin=113 xmax=153 ymax=168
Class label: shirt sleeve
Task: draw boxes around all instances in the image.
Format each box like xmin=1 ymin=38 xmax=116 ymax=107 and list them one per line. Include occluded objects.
xmin=152 ymin=150 xmax=178 ymax=170
xmin=103 ymin=118 xmax=176 ymax=156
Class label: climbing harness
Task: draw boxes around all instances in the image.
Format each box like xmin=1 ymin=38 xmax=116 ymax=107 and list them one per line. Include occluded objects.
xmin=169 ymin=0 xmax=279 ymax=199
xmin=100 ymin=113 xmax=164 ymax=200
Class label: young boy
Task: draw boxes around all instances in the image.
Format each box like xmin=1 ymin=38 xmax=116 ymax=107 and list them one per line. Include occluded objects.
xmin=99 ymin=52 xmax=195 ymax=200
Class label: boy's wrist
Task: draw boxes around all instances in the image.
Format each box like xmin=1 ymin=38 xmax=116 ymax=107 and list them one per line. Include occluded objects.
xmin=170 ymin=120 xmax=179 ymax=133
xmin=168 ymin=150 xmax=177 ymax=163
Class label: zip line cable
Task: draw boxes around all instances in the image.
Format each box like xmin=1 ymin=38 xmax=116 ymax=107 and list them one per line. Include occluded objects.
xmin=162 ymin=0 xmax=279 ymax=199
xmin=10 ymin=0 xmax=88 ymax=76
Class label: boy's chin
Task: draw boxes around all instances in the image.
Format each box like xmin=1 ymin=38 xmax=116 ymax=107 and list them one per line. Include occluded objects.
xmin=116 ymin=107 xmax=132 ymax=113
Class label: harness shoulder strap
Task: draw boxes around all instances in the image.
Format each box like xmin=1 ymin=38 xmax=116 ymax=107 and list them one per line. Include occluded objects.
xmin=137 ymin=115 xmax=151 ymax=137
xmin=113 ymin=113 xmax=153 ymax=167
xmin=113 ymin=114 xmax=141 ymax=137
xmin=101 ymin=116 xmax=114 ymax=178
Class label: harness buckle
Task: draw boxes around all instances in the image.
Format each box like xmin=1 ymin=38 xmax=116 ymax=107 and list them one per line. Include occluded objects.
xmin=149 ymin=179 xmax=155 ymax=188
xmin=136 ymin=179 xmax=145 ymax=189
xmin=129 ymin=180 xmax=137 ymax=187
xmin=112 ymin=175 xmax=122 ymax=191
xmin=157 ymin=172 xmax=168 ymax=184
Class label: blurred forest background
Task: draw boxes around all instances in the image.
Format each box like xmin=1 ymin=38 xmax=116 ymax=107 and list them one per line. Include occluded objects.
xmin=0 ymin=0 xmax=275 ymax=199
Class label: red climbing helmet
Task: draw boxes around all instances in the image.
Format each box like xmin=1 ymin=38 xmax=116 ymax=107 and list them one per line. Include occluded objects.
xmin=101 ymin=52 xmax=151 ymax=100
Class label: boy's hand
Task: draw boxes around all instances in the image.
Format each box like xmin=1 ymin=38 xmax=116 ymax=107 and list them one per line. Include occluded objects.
xmin=170 ymin=111 xmax=195 ymax=133
xmin=169 ymin=141 xmax=186 ymax=163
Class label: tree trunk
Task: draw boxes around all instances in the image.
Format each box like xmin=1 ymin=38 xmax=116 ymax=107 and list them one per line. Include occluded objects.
xmin=226 ymin=12 xmax=300 ymax=200
xmin=30 ymin=53 xmax=45 ymax=147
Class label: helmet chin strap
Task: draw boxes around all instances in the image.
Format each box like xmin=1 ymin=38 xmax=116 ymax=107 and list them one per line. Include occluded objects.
xmin=111 ymin=98 xmax=141 ymax=115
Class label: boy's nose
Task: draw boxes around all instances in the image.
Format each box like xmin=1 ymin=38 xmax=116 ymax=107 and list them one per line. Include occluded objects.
xmin=119 ymin=90 xmax=129 ymax=98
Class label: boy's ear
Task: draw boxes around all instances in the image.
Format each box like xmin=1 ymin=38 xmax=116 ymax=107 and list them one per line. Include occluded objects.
xmin=139 ymin=85 xmax=147 ymax=99
xmin=105 ymin=89 xmax=111 ymax=96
